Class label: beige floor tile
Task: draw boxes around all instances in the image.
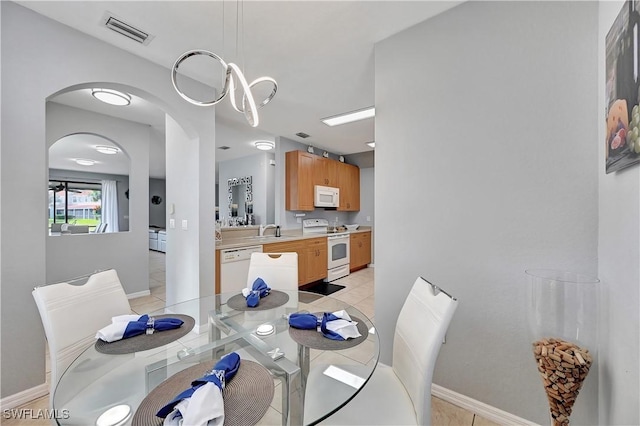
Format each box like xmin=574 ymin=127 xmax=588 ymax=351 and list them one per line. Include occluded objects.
xmin=150 ymin=271 xmax=166 ymax=282
xmin=149 ymin=277 xmax=164 ymax=289
xmin=472 ymin=414 xmax=502 ymax=426
xmin=339 ymin=284 xmax=373 ymax=301
xmin=353 ymin=295 xmax=375 ymax=319
xmin=2 ymin=395 xmax=51 ymax=426
xmin=129 ymin=294 xmax=161 ymax=308
xmin=131 ymin=298 xmax=166 ymax=315
xmin=431 ymin=396 xmax=475 ymax=426
xmin=330 ymin=288 xmax=369 ymax=305
xmin=338 ymin=337 xmax=377 ymax=365
xmin=255 ymin=406 xmax=282 ymax=426
xmin=150 ymin=285 xmax=166 ymax=300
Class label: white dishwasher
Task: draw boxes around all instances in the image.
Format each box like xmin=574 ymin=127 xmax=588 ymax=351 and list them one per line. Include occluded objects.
xmin=220 ymin=245 xmax=263 ymax=293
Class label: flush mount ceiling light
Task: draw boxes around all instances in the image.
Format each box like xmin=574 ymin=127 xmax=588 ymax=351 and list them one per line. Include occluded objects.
xmin=75 ymin=158 xmax=96 ymax=166
xmin=171 ymin=0 xmax=277 ymax=128
xmin=91 ymin=88 xmax=131 ymax=106
xmin=95 ymin=145 xmax=120 ymax=155
xmin=322 ymin=107 xmax=375 ymax=127
xmin=254 ymin=140 xmax=275 ymax=151
xmin=366 ymin=142 xmax=375 ymax=148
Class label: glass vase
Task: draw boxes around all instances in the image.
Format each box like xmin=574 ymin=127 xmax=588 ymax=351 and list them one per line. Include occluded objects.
xmin=525 ymin=269 xmax=599 ymax=426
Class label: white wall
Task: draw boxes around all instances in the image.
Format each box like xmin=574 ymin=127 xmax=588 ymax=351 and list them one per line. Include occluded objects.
xmin=597 ymin=2 xmax=640 ymax=425
xmin=375 ymin=2 xmax=598 ymax=423
xmin=1 ymin=2 xmax=215 ymax=398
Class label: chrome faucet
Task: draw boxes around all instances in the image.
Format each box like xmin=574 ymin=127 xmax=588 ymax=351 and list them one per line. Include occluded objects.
xmin=259 ymin=224 xmax=277 ymax=236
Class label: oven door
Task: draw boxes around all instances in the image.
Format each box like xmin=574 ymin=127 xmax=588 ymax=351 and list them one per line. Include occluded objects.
xmin=328 ymin=236 xmax=350 ymax=269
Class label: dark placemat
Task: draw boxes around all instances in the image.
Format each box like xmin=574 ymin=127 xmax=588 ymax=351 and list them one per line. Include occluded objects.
xmin=301 ymin=282 xmax=346 ymax=296
xmin=95 ymin=314 xmax=195 ymax=355
xmin=288 ymin=313 xmax=369 ymax=350
xmin=227 ymin=290 xmax=289 ymax=311
xmin=132 ymin=359 xmax=274 ymax=426
xmin=298 ymin=292 xmax=324 ymax=304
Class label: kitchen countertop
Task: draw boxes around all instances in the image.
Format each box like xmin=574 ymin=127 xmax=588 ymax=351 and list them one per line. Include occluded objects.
xmin=216 ymin=227 xmax=372 ymax=250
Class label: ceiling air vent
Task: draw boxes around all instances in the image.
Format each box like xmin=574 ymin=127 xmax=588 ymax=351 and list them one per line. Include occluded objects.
xmin=102 ymin=13 xmax=154 ymax=45
xmin=218 ymin=146 xmax=231 ymax=150
xmin=295 ymin=132 xmax=310 ymax=139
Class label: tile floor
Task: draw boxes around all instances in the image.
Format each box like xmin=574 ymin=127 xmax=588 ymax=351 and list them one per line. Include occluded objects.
xmin=11 ymin=251 xmax=500 ymax=426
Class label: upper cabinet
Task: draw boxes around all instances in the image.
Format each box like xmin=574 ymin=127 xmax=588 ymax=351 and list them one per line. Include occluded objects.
xmin=313 ymin=157 xmax=338 ymax=187
xmin=286 ymin=150 xmax=360 ymax=211
xmin=286 ymin=150 xmax=315 ymax=211
xmin=337 ymin=162 xmax=360 ymax=211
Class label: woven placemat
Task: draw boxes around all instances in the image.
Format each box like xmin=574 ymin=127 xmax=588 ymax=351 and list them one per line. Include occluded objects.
xmin=288 ymin=313 xmax=369 ymax=350
xmin=95 ymin=314 xmax=195 ymax=355
xmin=131 ymin=359 xmax=274 ymax=426
xmin=227 ymin=290 xmax=289 ymax=311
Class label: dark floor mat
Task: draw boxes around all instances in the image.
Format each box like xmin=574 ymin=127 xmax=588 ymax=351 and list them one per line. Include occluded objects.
xmin=301 ymin=282 xmax=346 ymax=296
xmin=298 ymin=292 xmax=324 ymax=304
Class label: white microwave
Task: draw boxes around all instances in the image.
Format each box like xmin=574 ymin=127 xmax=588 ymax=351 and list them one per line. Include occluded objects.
xmin=314 ymin=185 xmax=340 ymax=208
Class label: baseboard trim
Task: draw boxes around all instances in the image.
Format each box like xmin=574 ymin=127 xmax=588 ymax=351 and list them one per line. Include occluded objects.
xmin=431 ymin=384 xmax=538 ymax=426
xmin=127 ymin=290 xmax=151 ymax=299
xmin=0 ymin=383 xmax=48 ymax=410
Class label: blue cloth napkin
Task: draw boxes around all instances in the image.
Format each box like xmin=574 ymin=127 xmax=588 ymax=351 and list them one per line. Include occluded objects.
xmin=156 ymin=352 xmax=241 ymax=425
xmin=243 ymin=277 xmax=271 ymax=307
xmin=288 ymin=311 xmax=362 ymax=341
xmin=95 ymin=314 xmax=184 ymax=343
xmin=288 ymin=312 xmax=343 ymax=341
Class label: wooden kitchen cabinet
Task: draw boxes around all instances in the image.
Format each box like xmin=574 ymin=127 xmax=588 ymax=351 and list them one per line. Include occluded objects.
xmin=304 ymin=237 xmax=327 ymax=283
xmin=313 ymin=156 xmax=338 ymax=187
xmin=286 ymin=150 xmax=315 ymax=211
xmin=263 ymin=237 xmax=327 ymax=285
xmin=350 ymin=231 xmax=371 ymax=271
xmin=337 ymin=162 xmax=360 ymax=211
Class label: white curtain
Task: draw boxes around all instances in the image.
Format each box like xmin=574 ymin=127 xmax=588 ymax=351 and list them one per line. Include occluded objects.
xmin=101 ymin=180 xmax=119 ymax=233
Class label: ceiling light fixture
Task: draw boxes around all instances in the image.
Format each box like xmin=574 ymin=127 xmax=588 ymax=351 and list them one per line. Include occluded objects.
xmin=95 ymin=145 xmax=120 ymax=155
xmin=366 ymin=142 xmax=375 ymax=148
xmin=91 ymin=88 xmax=131 ymax=106
xmin=254 ymin=140 xmax=275 ymax=151
xmin=75 ymin=158 xmax=96 ymax=166
xmin=170 ymin=1 xmax=277 ymax=128
xmin=322 ymin=107 xmax=375 ymax=127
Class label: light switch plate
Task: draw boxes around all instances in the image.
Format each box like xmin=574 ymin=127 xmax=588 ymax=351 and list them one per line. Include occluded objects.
xmin=169 ymin=219 xmax=175 ymax=229
xmin=182 ymin=220 xmax=188 ymax=230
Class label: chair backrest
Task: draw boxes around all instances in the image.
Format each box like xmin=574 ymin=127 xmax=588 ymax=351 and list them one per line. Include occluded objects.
xmin=246 ymin=252 xmax=298 ymax=291
xmin=32 ymin=269 xmax=131 ymax=395
xmin=392 ymin=276 xmax=458 ymax=425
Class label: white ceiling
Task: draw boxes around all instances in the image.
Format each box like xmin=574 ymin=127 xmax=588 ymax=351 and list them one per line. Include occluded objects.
xmin=26 ymin=0 xmax=462 ymax=176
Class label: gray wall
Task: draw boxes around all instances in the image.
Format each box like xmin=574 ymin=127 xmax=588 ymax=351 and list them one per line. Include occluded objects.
xmin=375 ymin=2 xmax=598 ymax=424
xmin=350 ymin=167 xmax=374 ymax=263
xmin=597 ymin=2 xmax=640 ymax=425
xmin=1 ymin=2 xmax=216 ymax=398
xmin=149 ymin=178 xmax=167 ymax=227
xmin=218 ymin=152 xmax=275 ymax=225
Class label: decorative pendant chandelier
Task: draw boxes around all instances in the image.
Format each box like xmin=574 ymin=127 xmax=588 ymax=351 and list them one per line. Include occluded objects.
xmin=171 ymin=1 xmax=277 ymax=127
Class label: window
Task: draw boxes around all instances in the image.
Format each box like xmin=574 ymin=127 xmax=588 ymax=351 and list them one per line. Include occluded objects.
xmin=48 ymin=180 xmax=102 ymax=231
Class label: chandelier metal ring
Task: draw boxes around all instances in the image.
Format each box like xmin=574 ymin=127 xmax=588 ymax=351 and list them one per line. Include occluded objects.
xmin=247 ymin=77 xmax=278 ymax=109
xmin=171 ymin=50 xmax=230 ymax=107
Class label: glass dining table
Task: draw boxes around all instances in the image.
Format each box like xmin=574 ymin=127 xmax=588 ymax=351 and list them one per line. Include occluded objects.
xmin=52 ymin=290 xmax=379 ymax=425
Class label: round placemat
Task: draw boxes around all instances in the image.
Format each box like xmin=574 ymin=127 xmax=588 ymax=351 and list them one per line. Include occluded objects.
xmin=95 ymin=314 xmax=195 ymax=355
xmin=227 ymin=290 xmax=289 ymax=311
xmin=131 ymin=359 xmax=274 ymax=426
xmin=288 ymin=313 xmax=369 ymax=350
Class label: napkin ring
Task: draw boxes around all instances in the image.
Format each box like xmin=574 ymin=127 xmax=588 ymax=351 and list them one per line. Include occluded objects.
xmin=146 ymin=316 xmax=155 ymax=335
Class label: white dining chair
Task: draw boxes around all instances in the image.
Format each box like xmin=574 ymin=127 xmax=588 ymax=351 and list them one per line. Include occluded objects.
xmin=246 ymin=252 xmax=298 ymax=291
xmin=32 ymin=269 xmax=132 ymax=399
xmin=321 ymin=276 xmax=458 ymax=425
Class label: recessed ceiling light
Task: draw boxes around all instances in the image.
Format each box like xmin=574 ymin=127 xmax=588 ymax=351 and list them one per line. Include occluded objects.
xmin=366 ymin=142 xmax=375 ymax=148
xmin=95 ymin=145 xmax=120 ymax=155
xmin=75 ymin=158 xmax=96 ymax=166
xmin=254 ymin=140 xmax=275 ymax=151
xmin=91 ymin=88 xmax=131 ymax=106
xmin=322 ymin=107 xmax=375 ymax=127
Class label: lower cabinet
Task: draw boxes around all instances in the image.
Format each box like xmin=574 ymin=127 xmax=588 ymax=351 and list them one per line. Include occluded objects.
xmin=350 ymin=231 xmax=371 ymax=271
xmin=264 ymin=237 xmax=327 ymax=286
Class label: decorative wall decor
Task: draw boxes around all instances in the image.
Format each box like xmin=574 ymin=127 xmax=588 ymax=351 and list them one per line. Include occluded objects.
xmin=227 ymin=176 xmax=252 ymax=217
xmin=605 ymin=1 xmax=640 ymax=173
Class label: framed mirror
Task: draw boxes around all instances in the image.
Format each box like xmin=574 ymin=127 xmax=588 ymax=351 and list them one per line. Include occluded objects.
xmin=228 ymin=176 xmax=252 ymax=224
